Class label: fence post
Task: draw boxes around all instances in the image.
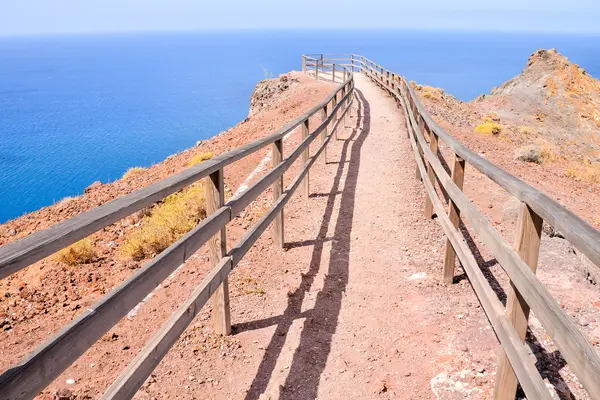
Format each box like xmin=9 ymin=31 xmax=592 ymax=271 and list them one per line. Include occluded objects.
xmin=272 ymin=139 xmax=284 ymax=248
xmin=332 ymin=93 xmax=338 ymax=140
xmin=344 ymin=82 xmax=349 ymax=127
xmin=424 ymin=126 xmax=438 ymax=219
xmin=351 ymin=55 xmax=354 ymax=72
xmin=302 ymin=119 xmax=310 ymax=199
xmin=415 ymin=116 xmax=425 ymax=180
xmin=494 ymin=203 xmax=543 ymax=399
xmin=332 ymin=63 xmax=336 ymax=83
xmin=341 ymin=85 xmax=347 ymax=127
xmin=316 ymin=58 xmax=319 ymax=80
xmin=442 ymin=154 xmax=465 ymax=284
xmin=206 ymin=169 xmax=230 ymax=335
xmin=302 ymin=56 xmax=306 ymax=73
xmin=321 ymin=104 xmax=328 ymax=163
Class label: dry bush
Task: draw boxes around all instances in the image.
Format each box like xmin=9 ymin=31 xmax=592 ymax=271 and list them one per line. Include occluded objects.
xmin=123 ymin=167 xmax=146 ymax=180
xmin=518 ymin=126 xmax=535 ymax=135
xmin=422 ymin=92 xmax=438 ymax=100
xmin=55 ymin=239 xmax=96 ymax=266
xmin=565 ymin=159 xmax=600 ymax=183
xmin=475 ymin=122 xmax=502 ymax=136
xmin=120 ymin=184 xmax=207 ymax=260
xmin=188 ymin=152 xmax=214 ymax=167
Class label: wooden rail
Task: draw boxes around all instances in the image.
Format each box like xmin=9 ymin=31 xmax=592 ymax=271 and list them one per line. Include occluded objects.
xmin=0 ymin=59 xmax=354 ymax=399
xmin=314 ymin=54 xmax=600 ymax=400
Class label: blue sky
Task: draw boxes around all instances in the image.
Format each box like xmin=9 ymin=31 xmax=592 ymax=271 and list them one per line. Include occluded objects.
xmin=1 ymin=0 xmax=600 ymax=36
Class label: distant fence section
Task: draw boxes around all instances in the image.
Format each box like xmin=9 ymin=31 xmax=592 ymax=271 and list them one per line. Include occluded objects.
xmin=0 ymin=59 xmax=353 ymax=399
xmin=308 ymin=54 xmax=600 ymax=400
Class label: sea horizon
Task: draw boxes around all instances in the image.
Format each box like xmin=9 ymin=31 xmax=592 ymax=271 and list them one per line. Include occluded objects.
xmin=1 ymin=29 xmax=600 ymax=223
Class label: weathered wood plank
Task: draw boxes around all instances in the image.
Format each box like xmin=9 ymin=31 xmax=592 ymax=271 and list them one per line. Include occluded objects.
xmin=424 ymin=129 xmax=439 ymax=219
xmin=302 ymin=119 xmax=310 ymax=198
xmin=206 ymin=169 xmax=230 ymax=336
xmin=442 ymin=154 xmax=465 ymax=284
xmin=272 ymin=139 xmax=284 ymax=248
xmin=494 ymin=203 xmax=543 ymax=399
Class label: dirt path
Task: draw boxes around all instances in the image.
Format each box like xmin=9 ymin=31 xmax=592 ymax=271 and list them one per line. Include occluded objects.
xmin=133 ymin=73 xmax=500 ymax=399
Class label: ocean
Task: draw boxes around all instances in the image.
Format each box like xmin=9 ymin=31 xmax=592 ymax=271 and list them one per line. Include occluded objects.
xmin=1 ymin=30 xmax=599 ymax=223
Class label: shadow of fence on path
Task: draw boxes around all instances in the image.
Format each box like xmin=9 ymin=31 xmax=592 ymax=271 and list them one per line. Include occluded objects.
xmin=241 ymin=88 xmax=371 ymax=400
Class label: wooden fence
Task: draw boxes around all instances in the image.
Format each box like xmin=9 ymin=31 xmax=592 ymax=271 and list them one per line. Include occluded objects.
xmin=0 ymin=60 xmax=354 ymax=399
xmin=313 ymin=54 xmax=600 ymax=400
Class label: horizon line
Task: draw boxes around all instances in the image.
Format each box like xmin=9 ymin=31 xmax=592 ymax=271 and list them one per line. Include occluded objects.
xmin=2 ymin=26 xmax=600 ymax=39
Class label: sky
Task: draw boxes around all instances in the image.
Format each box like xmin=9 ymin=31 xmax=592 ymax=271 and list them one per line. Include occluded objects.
xmin=1 ymin=0 xmax=600 ymax=36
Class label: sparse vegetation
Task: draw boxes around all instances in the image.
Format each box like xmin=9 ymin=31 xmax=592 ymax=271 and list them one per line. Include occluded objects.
xmin=518 ymin=126 xmax=535 ymax=135
xmin=55 ymin=239 xmax=96 ymax=266
xmin=123 ymin=167 xmax=146 ymax=179
xmin=188 ymin=152 xmax=214 ymax=167
xmin=422 ymin=91 xmax=438 ymax=100
xmin=483 ymin=113 xmax=500 ymax=123
xmin=475 ymin=122 xmax=502 ymax=136
xmin=241 ymin=277 xmax=265 ymax=296
xmin=514 ymin=145 xmax=542 ymax=164
xmin=565 ymin=160 xmax=600 ymax=183
xmin=120 ymin=184 xmax=207 ymax=260
xmin=539 ymin=142 xmax=560 ymax=163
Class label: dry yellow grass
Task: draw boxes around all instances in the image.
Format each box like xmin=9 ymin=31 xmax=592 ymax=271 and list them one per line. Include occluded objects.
xmin=55 ymin=239 xmax=96 ymax=266
xmin=123 ymin=167 xmax=146 ymax=179
xmin=518 ymin=126 xmax=535 ymax=135
xmin=540 ymin=143 xmax=560 ymax=163
xmin=565 ymin=159 xmax=600 ymax=183
xmin=422 ymin=92 xmax=438 ymax=100
xmin=188 ymin=152 xmax=214 ymax=167
xmin=475 ymin=122 xmax=502 ymax=136
xmin=120 ymin=184 xmax=207 ymax=260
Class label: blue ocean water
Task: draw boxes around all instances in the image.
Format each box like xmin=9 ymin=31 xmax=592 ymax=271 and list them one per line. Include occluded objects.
xmin=1 ymin=30 xmax=600 ymax=223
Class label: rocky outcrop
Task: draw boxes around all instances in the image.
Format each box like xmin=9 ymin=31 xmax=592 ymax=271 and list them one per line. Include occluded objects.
xmin=248 ymin=74 xmax=300 ymax=117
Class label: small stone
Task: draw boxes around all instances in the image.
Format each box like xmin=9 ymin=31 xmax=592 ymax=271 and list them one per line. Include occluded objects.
xmin=65 ymin=378 xmax=75 ymax=385
xmin=579 ymin=318 xmax=590 ymax=327
xmin=55 ymin=388 xmax=73 ymax=400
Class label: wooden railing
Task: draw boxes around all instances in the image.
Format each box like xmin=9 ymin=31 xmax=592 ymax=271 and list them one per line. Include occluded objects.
xmin=315 ymin=54 xmax=600 ymax=400
xmin=0 ymin=60 xmax=354 ymax=399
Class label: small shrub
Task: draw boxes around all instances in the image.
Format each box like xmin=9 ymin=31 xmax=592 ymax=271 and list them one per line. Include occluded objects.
xmin=123 ymin=167 xmax=146 ymax=180
xmin=540 ymin=144 xmax=559 ymax=163
xmin=565 ymin=162 xmax=600 ymax=183
xmin=188 ymin=152 xmax=214 ymax=167
xmin=55 ymin=239 xmax=96 ymax=266
xmin=422 ymin=92 xmax=438 ymax=100
xmin=483 ymin=114 xmax=500 ymax=123
xmin=120 ymin=184 xmax=207 ymax=260
xmin=514 ymin=145 xmax=542 ymax=164
xmin=475 ymin=122 xmax=502 ymax=136
xmin=519 ymin=126 xmax=535 ymax=135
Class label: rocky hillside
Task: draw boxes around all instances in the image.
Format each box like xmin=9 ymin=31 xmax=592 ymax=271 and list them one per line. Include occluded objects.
xmin=474 ymin=49 xmax=600 ymax=160
xmin=413 ymin=49 xmax=600 ymax=232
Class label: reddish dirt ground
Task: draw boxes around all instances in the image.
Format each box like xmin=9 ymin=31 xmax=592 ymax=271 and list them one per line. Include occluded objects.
xmin=1 ymin=72 xmax=599 ymax=400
